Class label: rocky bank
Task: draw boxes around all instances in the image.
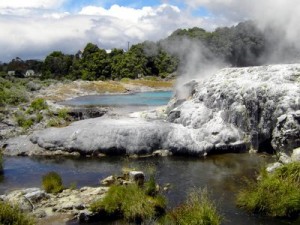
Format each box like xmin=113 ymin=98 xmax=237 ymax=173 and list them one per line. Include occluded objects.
xmin=2 ymin=64 xmax=300 ymax=156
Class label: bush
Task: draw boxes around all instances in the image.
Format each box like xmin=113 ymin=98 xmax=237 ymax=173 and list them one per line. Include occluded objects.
xmin=29 ymin=98 xmax=48 ymax=112
xmin=90 ymin=184 xmax=166 ymax=222
xmin=15 ymin=114 xmax=34 ymax=130
xmin=164 ymin=188 xmax=221 ymax=225
xmin=236 ymin=162 xmax=300 ymax=218
xmin=42 ymin=171 xmax=64 ymax=194
xmin=57 ymin=108 xmax=69 ymax=120
xmin=0 ymin=201 xmax=35 ymax=225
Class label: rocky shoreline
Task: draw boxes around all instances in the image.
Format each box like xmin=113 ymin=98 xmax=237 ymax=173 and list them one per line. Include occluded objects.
xmin=2 ymin=64 xmax=299 ymax=158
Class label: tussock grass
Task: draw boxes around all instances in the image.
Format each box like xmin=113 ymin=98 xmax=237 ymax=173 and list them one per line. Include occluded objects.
xmin=164 ymin=188 xmax=222 ymax=225
xmin=0 ymin=201 xmax=36 ymax=225
xmin=237 ymin=162 xmax=300 ymax=218
xmin=90 ymin=183 xmax=166 ymax=222
xmin=42 ymin=171 xmax=64 ymax=194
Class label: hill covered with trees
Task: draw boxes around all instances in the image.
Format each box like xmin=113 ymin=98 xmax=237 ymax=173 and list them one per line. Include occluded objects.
xmin=1 ymin=20 xmax=298 ymax=81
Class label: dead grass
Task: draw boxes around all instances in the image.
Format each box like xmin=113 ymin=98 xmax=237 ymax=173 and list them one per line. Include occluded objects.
xmin=121 ymin=79 xmax=174 ymax=89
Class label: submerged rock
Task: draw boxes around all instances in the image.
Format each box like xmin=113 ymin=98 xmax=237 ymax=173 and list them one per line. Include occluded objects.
xmin=2 ymin=64 xmax=300 ymax=156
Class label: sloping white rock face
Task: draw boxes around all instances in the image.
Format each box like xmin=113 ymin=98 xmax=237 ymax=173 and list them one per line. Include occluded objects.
xmin=3 ymin=64 xmax=300 ymax=156
xmin=168 ymin=64 xmax=300 ymax=153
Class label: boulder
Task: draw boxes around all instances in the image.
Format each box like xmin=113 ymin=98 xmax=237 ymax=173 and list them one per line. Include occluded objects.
xmin=129 ymin=171 xmax=145 ymax=185
xmin=291 ymin=147 xmax=300 ymax=162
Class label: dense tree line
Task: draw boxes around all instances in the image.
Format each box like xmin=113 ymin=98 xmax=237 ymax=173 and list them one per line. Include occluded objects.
xmin=1 ymin=20 xmax=290 ymax=80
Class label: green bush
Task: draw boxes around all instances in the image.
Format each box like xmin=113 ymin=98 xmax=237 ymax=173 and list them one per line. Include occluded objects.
xmin=57 ymin=108 xmax=69 ymax=120
xmin=29 ymin=98 xmax=48 ymax=111
xmin=237 ymin=162 xmax=300 ymax=218
xmin=0 ymin=201 xmax=35 ymax=225
xmin=145 ymin=175 xmax=157 ymax=197
xmin=15 ymin=114 xmax=34 ymax=130
xmin=164 ymin=188 xmax=221 ymax=225
xmin=42 ymin=171 xmax=64 ymax=194
xmin=90 ymin=184 xmax=166 ymax=222
xmin=0 ymin=78 xmax=28 ymax=106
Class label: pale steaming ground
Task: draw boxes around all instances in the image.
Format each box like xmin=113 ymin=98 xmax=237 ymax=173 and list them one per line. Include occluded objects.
xmin=1 ymin=0 xmax=300 ymax=62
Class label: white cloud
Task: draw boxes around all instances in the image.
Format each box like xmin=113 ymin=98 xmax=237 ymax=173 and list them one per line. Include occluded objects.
xmin=0 ymin=3 xmax=206 ymax=61
xmin=0 ymin=0 xmax=66 ymax=9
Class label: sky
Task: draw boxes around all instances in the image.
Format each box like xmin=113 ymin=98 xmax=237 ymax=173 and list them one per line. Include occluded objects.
xmin=0 ymin=0 xmax=299 ymax=62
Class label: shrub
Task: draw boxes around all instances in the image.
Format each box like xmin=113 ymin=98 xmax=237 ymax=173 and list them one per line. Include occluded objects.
xmin=42 ymin=171 xmax=64 ymax=194
xmin=90 ymin=184 xmax=166 ymax=222
xmin=29 ymin=98 xmax=48 ymax=111
xmin=0 ymin=201 xmax=35 ymax=225
xmin=164 ymin=188 xmax=222 ymax=225
xmin=15 ymin=114 xmax=34 ymax=130
xmin=145 ymin=175 xmax=157 ymax=197
xmin=236 ymin=162 xmax=300 ymax=218
xmin=57 ymin=108 xmax=69 ymax=120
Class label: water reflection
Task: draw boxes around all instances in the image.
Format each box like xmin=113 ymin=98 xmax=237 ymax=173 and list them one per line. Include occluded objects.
xmin=0 ymin=154 xmax=297 ymax=225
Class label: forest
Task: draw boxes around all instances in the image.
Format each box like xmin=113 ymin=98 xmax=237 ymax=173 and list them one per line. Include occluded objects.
xmin=0 ymin=20 xmax=294 ymax=81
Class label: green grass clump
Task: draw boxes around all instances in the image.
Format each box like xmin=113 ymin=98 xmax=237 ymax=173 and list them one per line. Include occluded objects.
xmin=15 ymin=114 xmax=34 ymax=130
xmin=0 ymin=201 xmax=36 ymax=225
xmin=164 ymin=188 xmax=221 ymax=225
xmin=237 ymin=162 xmax=300 ymax=218
xmin=90 ymin=184 xmax=166 ymax=222
xmin=57 ymin=108 xmax=69 ymax=120
xmin=28 ymin=98 xmax=48 ymax=111
xmin=42 ymin=171 xmax=64 ymax=194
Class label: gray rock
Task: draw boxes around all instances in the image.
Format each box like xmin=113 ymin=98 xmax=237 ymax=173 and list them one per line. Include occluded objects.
xmin=266 ymin=162 xmax=283 ymax=173
xmin=272 ymin=111 xmax=300 ymax=153
xmin=278 ymin=153 xmax=292 ymax=164
xmin=152 ymin=150 xmax=172 ymax=157
xmin=129 ymin=171 xmax=145 ymax=185
xmin=291 ymin=147 xmax=300 ymax=162
xmin=100 ymin=175 xmax=115 ymax=186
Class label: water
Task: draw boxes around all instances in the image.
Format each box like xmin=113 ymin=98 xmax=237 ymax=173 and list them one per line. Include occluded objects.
xmin=0 ymin=154 xmax=296 ymax=225
xmin=61 ymin=91 xmax=173 ymax=106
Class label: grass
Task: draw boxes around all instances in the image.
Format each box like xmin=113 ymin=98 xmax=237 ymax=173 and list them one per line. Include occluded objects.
xmin=121 ymin=78 xmax=174 ymax=89
xmin=163 ymin=188 xmax=222 ymax=225
xmin=236 ymin=162 xmax=300 ymax=218
xmin=0 ymin=201 xmax=36 ymax=225
xmin=42 ymin=171 xmax=64 ymax=194
xmin=28 ymin=98 xmax=48 ymax=112
xmin=90 ymin=183 xmax=166 ymax=222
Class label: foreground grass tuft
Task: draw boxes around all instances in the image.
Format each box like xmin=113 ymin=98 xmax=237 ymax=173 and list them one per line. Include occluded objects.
xmin=42 ymin=171 xmax=64 ymax=194
xmin=237 ymin=162 xmax=300 ymax=218
xmin=0 ymin=201 xmax=36 ymax=225
xmin=164 ymin=188 xmax=222 ymax=225
xmin=90 ymin=183 xmax=166 ymax=222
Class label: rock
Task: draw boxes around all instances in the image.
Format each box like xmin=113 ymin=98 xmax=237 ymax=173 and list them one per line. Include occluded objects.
xmin=266 ymin=162 xmax=283 ymax=173
xmin=4 ymin=64 xmax=300 ymax=156
xmin=152 ymin=149 xmax=172 ymax=157
xmin=64 ymin=107 xmax=107 ymax=120
xmin=291 ymin=147 xmax=300 ymax=162
xmin=272 ymin=111 xmax=300 ymax=153
xmin=278 ymin=153 xmax=292 ymax=164
xmin=100 ymin=175 xmax=116 ymax=186
xmin=0 ymin=186 xmax=109 ymax=220
xmin=129 ymin=171 xmax=145 ymax=185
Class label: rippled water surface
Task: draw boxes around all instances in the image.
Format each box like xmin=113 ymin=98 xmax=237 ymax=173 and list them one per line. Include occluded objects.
xmin=1 ymin=154 xmax=297 ymax=225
